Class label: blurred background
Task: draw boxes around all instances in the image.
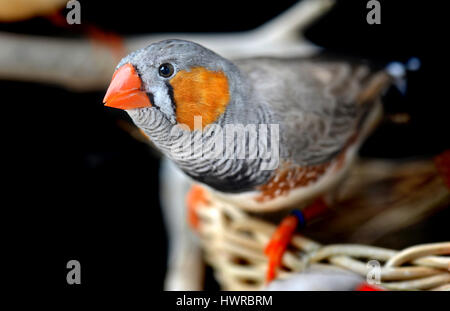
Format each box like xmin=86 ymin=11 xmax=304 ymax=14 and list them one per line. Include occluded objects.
xmin=1 ymin=0 xmax=448 ymax=290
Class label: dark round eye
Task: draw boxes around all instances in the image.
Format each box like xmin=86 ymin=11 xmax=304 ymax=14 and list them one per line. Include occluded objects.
xmin=158 ymin=63 xmax=174 ymax=78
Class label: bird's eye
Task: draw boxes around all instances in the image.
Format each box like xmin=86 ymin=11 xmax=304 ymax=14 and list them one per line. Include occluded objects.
xmin=158 ymin=63 xmax=174 ymax=78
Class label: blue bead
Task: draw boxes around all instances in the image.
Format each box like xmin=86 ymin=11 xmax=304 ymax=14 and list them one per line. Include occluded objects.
xmin=291 ymin=210 xmax=306 ymax=228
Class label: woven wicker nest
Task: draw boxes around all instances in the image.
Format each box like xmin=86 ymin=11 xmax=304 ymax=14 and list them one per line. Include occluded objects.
xmin=194 ymin=159 xmax=450 ymax=290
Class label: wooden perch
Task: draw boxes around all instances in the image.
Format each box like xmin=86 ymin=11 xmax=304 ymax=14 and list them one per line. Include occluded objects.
xmin=0 ymin=0 xmax=334 ymax=90
xmin=194 ymin=158 xmax=450 ymax=290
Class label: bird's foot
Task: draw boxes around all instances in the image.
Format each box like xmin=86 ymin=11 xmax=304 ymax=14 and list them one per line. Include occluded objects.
xmin=264 ymin=197 xmax=329 ymax=283
xmin=186 ymin=185 xmax=208 ymax=230
xmin=264 ymin=214 xmax=299 ymax=283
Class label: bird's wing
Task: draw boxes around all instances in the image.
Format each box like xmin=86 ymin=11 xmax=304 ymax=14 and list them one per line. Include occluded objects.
xmin=235 ymin=56 xmax=390 ymax=166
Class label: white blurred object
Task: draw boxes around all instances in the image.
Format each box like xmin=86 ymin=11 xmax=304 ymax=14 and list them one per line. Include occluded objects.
xmin=160 ymin=158 xmax=202 ymax=290
xmin=265 ymin=264 xmax=363 ymax=291
xmin=127 ymin=0 xmax=333 ymax=59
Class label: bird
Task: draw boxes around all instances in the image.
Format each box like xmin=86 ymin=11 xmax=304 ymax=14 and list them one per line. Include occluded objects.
xmin=103 ymin=39 xmax=394 ymax=282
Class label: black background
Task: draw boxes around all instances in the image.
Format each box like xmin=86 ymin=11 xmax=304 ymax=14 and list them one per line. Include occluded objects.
xmin=1 ymin=0 xmax=448 ymax=292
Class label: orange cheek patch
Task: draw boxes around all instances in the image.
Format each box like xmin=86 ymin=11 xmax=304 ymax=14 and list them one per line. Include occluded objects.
xmin=170 ymin=67 xmax=230 ymax=130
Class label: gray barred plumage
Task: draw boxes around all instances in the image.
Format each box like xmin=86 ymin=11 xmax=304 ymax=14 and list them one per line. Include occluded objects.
xmin=105 ymin=39 xmax=393 ymax=203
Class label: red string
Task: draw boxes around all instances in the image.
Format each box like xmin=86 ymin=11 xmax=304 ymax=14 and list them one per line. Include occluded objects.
xmin=355 ymin=283 xmax=385 ymax=291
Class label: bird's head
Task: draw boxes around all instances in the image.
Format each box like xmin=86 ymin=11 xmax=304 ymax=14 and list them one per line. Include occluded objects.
xmin=104 ymin=39 xmax=238 ymax=130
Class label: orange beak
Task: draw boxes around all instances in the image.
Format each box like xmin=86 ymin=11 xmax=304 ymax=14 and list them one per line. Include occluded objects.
xmin=103 ymin=63 xmax=152 ymax=110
